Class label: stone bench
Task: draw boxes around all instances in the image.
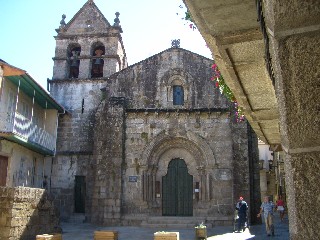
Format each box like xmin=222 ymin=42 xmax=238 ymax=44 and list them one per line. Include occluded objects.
xmin=154 ymin=231 xmax=179 ymax=240
xmin=36 ymin=233 xmax=62 ymax=240
xmin=94 ymin=231 xmax=118 ymax=240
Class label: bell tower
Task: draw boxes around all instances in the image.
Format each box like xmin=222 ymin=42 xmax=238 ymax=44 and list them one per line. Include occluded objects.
xmin=52 ymin=0 xmax=127 ymax=81
xmin=48 ymin=0 xmax=127 ymax=221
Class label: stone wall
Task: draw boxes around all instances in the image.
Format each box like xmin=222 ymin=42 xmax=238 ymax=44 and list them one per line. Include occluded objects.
xmin=49 ymin=80 xmax=104 ymax=220
xmin=0 ymin=139 xmax=51 ymax=188
xmin=50 ymin=81 xmax=105 ymax=153
xmin=123 ymin=109 xmax=235 ymax=219
xmin=105 ymin=48 xmax=227 ymax=110
xmin=0 ymin=187 xmax=60 ymax=240
xmin=230 ymin=115 xmax=261 ymax=225
xmin=91 ymin=97 xmax=126 ymax=225
xmin=50 ymin=154 xmax=93 ymax=221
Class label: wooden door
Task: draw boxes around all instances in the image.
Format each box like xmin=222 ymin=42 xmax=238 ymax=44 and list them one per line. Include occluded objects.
xmin=0 ymin=156 xmax=8 ymax=186
xmin=162 ymin=159 xmax=193 ymax=216
xmin=74 ymin=176 xmax=86 ymax=213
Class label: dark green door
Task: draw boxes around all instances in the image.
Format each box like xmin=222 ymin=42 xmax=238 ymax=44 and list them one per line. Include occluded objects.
xmin=162 ymin=159 xmax=193 ymax=216
xmin=75 ymin=176 xmax=86 ymax=213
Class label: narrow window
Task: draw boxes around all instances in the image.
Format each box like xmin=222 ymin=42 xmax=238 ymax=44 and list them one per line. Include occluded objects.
xmin=155 ymin=181 xmax=161 ymax=198
xmin=81 ymin=98 xmax=84 ymax=114
xmin=195 ymin=182 xmax=200 ymax=201
xmin=173 ymin=85 xmax=184 ymax=105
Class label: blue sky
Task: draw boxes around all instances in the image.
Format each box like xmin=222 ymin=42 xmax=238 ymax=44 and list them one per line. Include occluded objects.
xmin=0 ymin=0 xmax=212 ymax=89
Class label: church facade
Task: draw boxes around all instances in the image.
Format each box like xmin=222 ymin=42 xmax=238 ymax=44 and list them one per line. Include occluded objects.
xmin=48 ymin=0 xmax=260 ymax=226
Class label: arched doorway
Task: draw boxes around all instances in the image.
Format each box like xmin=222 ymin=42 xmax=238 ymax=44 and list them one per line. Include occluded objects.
xmin=162 ymin=158 xmax=193 ymax=216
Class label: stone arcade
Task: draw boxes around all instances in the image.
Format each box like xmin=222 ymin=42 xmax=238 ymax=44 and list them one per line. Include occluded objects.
xmin=48 ymin=0 xmax=260 ymax=226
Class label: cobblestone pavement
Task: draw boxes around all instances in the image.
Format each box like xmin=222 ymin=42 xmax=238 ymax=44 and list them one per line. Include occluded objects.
xmin=61 ymin=214 xmax=289 ymax=239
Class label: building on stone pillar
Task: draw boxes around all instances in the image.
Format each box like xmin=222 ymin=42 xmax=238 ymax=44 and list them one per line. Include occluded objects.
xmin=258 ymin=140 xmax=286 ymax=203
xmin=48 ymin=0 xmax=261 ymax=226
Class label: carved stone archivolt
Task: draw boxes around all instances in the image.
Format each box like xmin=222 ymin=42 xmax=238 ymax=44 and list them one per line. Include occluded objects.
xmin=140 ymin=130 xmax=216 ymax=202
xmin=141 ymin=130 xmax=216 ymax=170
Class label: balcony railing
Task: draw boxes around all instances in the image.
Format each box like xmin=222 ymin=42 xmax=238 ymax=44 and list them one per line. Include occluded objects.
xmin=0 ymin=111 xmax=56 ymax=154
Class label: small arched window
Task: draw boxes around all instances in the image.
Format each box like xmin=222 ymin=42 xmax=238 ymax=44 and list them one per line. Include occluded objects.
xmin=68 ymin=44 xmax=81 ymax=78
xmin=173 ymin=85 xmax=184 ymax=105
xmin=91 ymin=44 xmax=105 ymax=78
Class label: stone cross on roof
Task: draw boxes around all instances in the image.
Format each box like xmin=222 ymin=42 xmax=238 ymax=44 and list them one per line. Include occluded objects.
xmin=171 ymin=39 xmax=180 ymax=48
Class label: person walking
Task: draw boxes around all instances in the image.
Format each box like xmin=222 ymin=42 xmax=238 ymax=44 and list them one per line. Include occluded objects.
xmin=257 ymin=196 xmax=275 ymax=236
xmin=276 ymin=195 xmax=285 ymax=222
xmin=235 ymin=196 xmax=248 ymax=233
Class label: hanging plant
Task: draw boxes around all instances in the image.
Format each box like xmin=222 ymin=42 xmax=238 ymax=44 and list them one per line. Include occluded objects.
xmin=211 ymin=64 xmax=245 ymax=122
xmin=180 ymin=9 xmax=245 ymax=122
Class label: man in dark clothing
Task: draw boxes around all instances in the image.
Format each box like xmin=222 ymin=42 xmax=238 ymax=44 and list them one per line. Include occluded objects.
xmin=235 ymin=196 xmax=248 ymax=232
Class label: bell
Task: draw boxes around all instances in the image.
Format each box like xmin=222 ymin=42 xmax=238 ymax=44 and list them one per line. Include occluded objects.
xmin=94 ymin=58 xmax=102 ymax=65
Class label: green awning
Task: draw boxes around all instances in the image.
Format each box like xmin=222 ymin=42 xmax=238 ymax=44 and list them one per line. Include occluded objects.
xmin=0 ymin=133 xmax=55 ymax=156
xmin=5 ymin=74 xmax=65 ymax=113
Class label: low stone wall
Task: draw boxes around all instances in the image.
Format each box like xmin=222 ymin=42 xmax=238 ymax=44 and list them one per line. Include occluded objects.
xmin=0 ymin=187 xmax=60 ymax=240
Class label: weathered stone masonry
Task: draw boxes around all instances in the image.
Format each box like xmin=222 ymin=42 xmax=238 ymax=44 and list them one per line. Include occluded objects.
xmin=48 ymin=0 xmax=260 ymax=226
xmin=0 ymin=187 xmax=60 ymax=240
xmin=89 ymin=48 xmax=260 ymax=226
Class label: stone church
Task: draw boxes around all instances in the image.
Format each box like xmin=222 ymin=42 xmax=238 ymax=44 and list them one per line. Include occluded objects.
xmin=48 ymin=0 xmax=260 ymax=226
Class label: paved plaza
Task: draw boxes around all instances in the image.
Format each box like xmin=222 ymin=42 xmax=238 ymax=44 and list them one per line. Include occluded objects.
xmin=61 ymin=214 xmax=289 ymax=239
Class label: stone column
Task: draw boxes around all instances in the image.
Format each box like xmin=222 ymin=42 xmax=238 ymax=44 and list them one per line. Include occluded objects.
xmin=78 ymin=59 xmax=91 ymax=79
xmin=264 ymin=2 xmax=320 ymax=238
xmin=52 ymin=60 xmax=67 ymax=80
xmin=259 ymin=170 xmax=267 ymax=201
xmin=196 ymin=165 xmax=206 ymax=201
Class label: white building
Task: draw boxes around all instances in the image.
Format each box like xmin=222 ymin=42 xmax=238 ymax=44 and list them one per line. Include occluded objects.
xmin=0 ymin=60 xmax=64 ymax=188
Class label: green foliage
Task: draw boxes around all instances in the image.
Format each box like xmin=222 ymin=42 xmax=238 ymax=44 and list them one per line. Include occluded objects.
xmin=211 ymin=64 xmax=245 ymax=122
xmin=185 ymin=11 xmax=193 ymax=22
xmin=195 ymin=222 xmax=207 ymax=228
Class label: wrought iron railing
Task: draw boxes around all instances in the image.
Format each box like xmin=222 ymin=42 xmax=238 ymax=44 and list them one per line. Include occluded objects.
xmin=256 ymin=0 xmax=276 ymax=87
xmin=0 ymin=111 xmax=56 ymax=153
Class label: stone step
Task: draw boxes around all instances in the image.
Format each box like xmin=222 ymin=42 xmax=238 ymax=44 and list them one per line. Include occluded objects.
xmin=69 ymin=213 xmax=86 ymax=223
xmin=141 ymin=216 xmax=210 ymax=229
xmin=140 ymin=222 xmax=197 ymax=229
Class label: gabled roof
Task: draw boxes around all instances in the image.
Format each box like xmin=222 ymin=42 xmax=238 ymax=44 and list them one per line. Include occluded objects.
xmin=108 ymin=47 xmax=213 ymax=79
xmin=0 ymin=60 xmax=65 ymax=113
xmin=62 ymin=0 xmax=111 ymax=34
xmin=0 ymin=60 xmax=25 ymax=76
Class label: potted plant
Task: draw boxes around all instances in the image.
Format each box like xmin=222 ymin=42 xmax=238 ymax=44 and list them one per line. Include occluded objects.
xmin=195 ymin=222 xmax=207 ymax=240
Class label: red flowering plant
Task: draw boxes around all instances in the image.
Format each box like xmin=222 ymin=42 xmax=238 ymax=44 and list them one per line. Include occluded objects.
xmin=181 ymin=8 xmax=245 ymax=122
xmin=211 ymin=64 xmax=245 ymax=122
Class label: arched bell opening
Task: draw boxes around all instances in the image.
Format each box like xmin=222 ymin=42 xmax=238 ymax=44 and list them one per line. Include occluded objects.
xmin=68 ymin=43 xmax=81 ymax=78
xmin=91 ymin=43 xmax=105 ymax=78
